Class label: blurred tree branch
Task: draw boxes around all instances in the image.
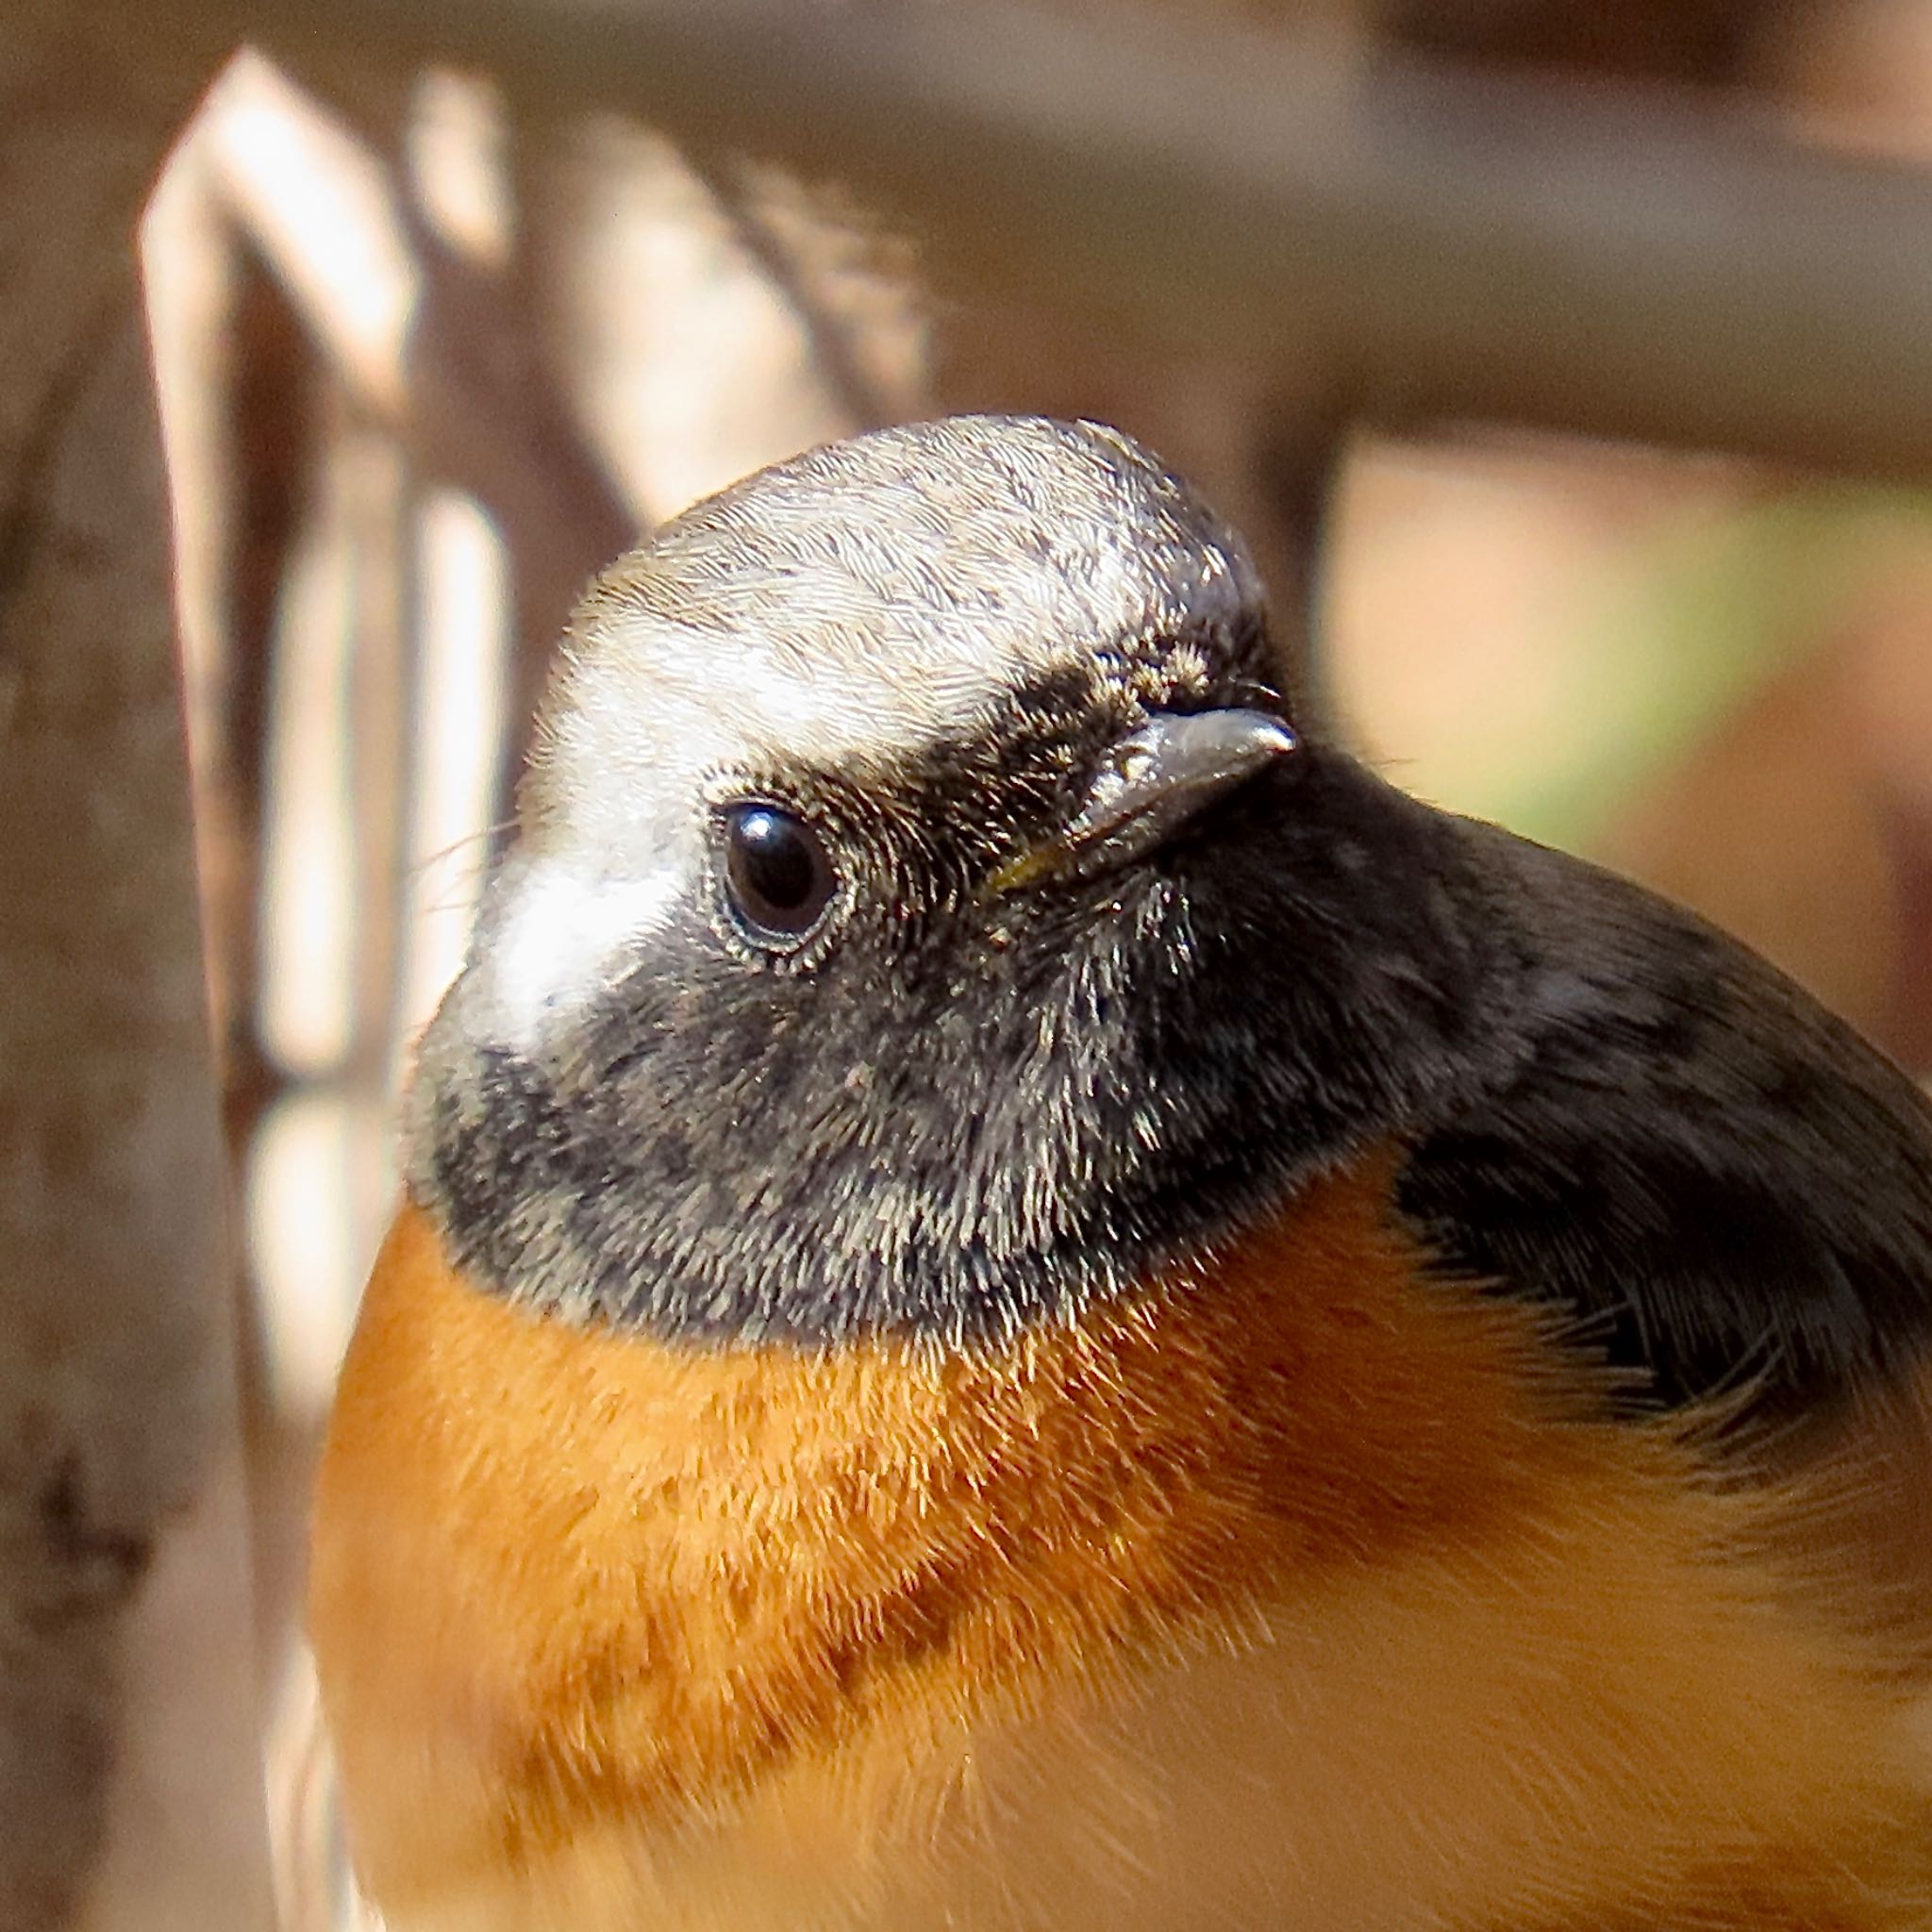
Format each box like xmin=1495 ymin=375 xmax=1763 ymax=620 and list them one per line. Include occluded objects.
xmin=196 ymin=53 xmax=636 ymax=649
xmin=0 ymin=8 xmax=273 ymax=1929
xmin=1380 ymin=0 xmax=1791 ymax=85
xmin=164 ymin=0 xmax=1932 ymax=481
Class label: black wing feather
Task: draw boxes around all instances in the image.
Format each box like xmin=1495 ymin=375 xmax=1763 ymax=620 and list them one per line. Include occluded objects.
xmin=1396 ymin=824 xmax=1932 ymax=1413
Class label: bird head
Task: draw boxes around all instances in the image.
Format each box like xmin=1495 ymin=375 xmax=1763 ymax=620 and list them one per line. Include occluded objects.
xmin=408 ymin=416 xmax=1483 ymax=1349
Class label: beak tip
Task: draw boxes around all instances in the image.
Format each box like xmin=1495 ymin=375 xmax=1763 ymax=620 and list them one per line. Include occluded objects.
xmin=1060 ymin=706 xmax=1297 ymax=874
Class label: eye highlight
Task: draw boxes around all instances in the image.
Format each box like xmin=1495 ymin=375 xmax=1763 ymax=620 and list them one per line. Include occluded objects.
xmin=721 ymin=803 xmax=838 ymax=947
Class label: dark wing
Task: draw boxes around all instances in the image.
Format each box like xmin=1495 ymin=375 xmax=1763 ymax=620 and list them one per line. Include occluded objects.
xmin=1395 ymin=824 xmax=1932 ymax=1415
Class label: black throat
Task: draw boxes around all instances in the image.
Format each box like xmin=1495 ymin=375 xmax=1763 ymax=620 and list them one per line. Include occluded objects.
xmin=407 ymin=748 xmax=1510 ymax=1354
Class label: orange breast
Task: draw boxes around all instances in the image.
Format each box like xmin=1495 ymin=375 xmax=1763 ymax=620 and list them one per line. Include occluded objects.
xmin=309 ymin=1161 xmax=1932 ymax=1932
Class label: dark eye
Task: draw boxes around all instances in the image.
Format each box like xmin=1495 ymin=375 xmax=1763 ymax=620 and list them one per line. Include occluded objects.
xmin=722 ymin=803 xmax=837 ymax=945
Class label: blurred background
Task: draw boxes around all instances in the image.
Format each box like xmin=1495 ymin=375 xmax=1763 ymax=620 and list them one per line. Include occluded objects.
xmin=20 ymin=0 xmax=1932 ymax=1924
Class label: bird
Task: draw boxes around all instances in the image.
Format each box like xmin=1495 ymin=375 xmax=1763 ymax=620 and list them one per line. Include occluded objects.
xmin=309 ymin=415 xmax=1932 ymax=1932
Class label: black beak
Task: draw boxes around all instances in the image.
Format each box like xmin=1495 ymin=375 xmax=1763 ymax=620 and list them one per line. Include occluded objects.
xmin=993 ymin=708 xmax=1296 ymax=892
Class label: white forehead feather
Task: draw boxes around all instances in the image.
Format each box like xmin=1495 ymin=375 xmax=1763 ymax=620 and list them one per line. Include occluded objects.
xmin=528 ymin=417 xmax=1263 ymax=826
